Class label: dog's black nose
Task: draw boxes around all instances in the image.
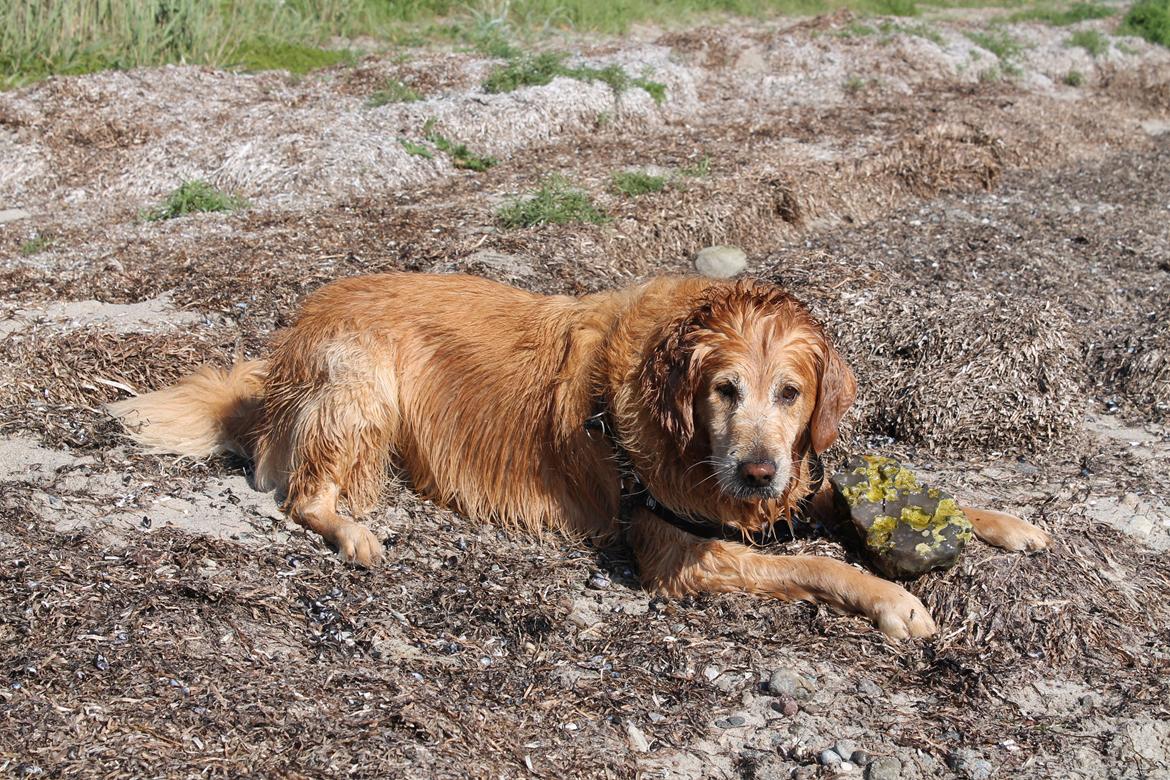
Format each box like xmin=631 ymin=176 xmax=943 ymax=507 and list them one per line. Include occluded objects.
xmin=737 ymin=460 xmax=776 ymax=487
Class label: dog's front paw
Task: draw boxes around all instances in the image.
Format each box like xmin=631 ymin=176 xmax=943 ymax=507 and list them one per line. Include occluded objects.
xmin=969 ymin=509 xmax=1051 ymax=552
xmin=866 ymin=581 xmax=937 ymax=640
xmin=333 ymin=521 xmax=385 ymax=567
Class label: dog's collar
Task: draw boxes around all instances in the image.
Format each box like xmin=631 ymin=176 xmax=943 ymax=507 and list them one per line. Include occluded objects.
xmin=585 ymin=404 xmax=824 ymax=545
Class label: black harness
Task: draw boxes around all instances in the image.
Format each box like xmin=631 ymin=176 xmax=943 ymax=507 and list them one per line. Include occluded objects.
xmin=585 ymin=405 xmax=825 ymax=546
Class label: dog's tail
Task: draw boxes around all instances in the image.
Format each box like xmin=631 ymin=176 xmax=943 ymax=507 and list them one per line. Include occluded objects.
xmin=107 ymin=360 xmax=268 ymax=459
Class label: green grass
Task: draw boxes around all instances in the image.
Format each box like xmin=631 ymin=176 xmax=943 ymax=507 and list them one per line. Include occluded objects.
xmin=899 ymin=22 xmax=945 ymax=44
xmin=4 ymin=0 xmax=1098 ymax=89
xmin=1063 ymin=69 xmax=1084 ymax=86
xmin=843 ymin=74 xmax=869 ymax=94
xmin=679 ymin=155 xmax=712 ymax=177
xmin=482 ymin=52 xmax=667 ymax=104
xmin=20 ymin=234 xmax=54 ymax=256
xmin=1 ymin=0 xmax=375 ymax=88
xmin=965 ymin=29 xmax=1025 ymax=61
xmin=400 ymin=139 xmax=434 ymax=158
xmin=611 ymin=170 xmax=667 ymax=196
xmin=1067 ymin=28 xmax=1109 ymax=56
xmin=229 ymin=38 xmax=356 ymax=74
xmin=1008 ymin=2 xmax=1115 ymax=25
xmin=1120 ymin=0 xmax=1170 ymax=47
xmin=422 ymin=118 xmax=497 ymax=171
xmin=367 ymin=78 xmax=422 ymax=107
xmin=144 ymin=180 xmax=248 ymax=221
xmin=497 ymin=176 xmax=607 ymax=228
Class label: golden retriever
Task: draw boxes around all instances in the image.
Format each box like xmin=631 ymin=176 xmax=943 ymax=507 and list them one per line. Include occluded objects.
xmin=109 ymin=273 xmax=1050 ymax=639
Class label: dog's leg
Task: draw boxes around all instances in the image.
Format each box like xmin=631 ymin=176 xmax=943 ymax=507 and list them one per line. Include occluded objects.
xmin=279 ymin=349 xmax=398 ymax=567
xmin=629 ymin=513 xmax=936 ymax=639
xmin=286 ymin=480 xmax=385 ymax=566
xmin=961 ymin=507 xmax=1051 ymax=552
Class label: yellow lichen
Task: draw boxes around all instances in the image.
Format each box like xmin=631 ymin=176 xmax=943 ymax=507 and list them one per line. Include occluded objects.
xmin=867 ymin=515 xmax=898 ymax=551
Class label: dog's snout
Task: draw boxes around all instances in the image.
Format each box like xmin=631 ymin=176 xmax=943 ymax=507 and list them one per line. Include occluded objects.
xmin=736 ymin=459 xmax=777 ymax=487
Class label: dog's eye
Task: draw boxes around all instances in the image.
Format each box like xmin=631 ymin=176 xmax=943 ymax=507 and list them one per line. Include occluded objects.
xmin=715 ymin=382 xmax=739 ymax=403
xmin=778 ymin=385 xmax=800 ymax=404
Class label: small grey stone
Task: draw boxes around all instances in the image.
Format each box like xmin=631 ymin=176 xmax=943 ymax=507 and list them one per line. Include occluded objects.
xmin=695 ymin=245 xmax=747 ymax=278
xmin=587 ymin=572 xmax=610 ymax=590
xmin=857 ymin=678 xmax=884 ymax=698
xmin=715 ymin=717 xmax=747 ymax=729
xmin=648 ymin=711 xmax=665 ymax=723
xmin=626 ymin=722 xmax=650 ymax=753
xmin=865 ymin=757 xmax=902 ymax=780
xmin=712 ymin=673 xmax=741 ymax=693
xmin=767 ymin=669 xmax=812 ymax=698
xmin=851 ymin=750 xmax=873 ymax=767
xmin=947 ymin=750 xmax=993 ymax=780
xmin=566 ymin=599 xmax=601 ymax=628
xmin=0 ymin=209 xmax=31 ymax=224
xmin=820 ymin=749 xmax=843 ymax=766
xmin=835 ymin=740 xmax=858 ymax=763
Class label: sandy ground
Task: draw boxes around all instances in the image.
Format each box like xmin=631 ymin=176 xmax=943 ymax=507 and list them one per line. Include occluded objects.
xmin=1 ymin=8 xmax=1169 ymax=779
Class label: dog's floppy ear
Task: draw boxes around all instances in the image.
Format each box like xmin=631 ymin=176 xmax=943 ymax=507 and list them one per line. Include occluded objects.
xmin=810 ymin=339 xmax=856 ymax=453
xmin=641 ymin=314 xmax=707 ymax=452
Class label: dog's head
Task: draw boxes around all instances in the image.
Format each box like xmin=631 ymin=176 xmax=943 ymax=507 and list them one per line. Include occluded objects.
xmin=641 ymin=281 xmax=856 ymax=502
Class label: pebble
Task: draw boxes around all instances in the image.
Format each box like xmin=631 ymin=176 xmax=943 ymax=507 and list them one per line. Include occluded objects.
xmin=626 ymin=722 xmax=650 ymax=753
xmin=567 ymin=599 xmax=601 ymax=628
xmin=835 ymin=740 xmax=858 ymax=763
xmin=865 ymin=757 xmax=902 ymax=780
xmin=770 ymin=697 xmax=799 ymax=716
xmin=716 ymin=715 xmax=747 ymax=728
xmin=0 ymin=208 xmax=31 ymax=224
xmin=695 ymin=245 xmax=747 ymax=278
xmin=586 ymin=572 xmax=610 ymax=590
xmin=767 ymin=668 xmax=812 ymax=699
xmin=820 ymin=749 xmax=843 ymax=766
xmin=850 ymin=749 xmax=873 ymax=766
xmin=948 ymin=749 xmax=993 ymax=780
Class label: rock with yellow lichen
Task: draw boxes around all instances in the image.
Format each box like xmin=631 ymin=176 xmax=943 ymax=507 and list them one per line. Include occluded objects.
xmin=830 ymin=455 xmax=973 ymax=579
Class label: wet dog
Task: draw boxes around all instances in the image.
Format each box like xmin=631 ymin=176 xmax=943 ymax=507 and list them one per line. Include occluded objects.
xmin=109 ymin=273 xmax=1049 ymax=638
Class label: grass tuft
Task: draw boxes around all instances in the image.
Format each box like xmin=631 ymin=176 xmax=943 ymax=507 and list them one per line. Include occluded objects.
xmin=1121 ymin=0 xmax=1170 ymax=47
xmin=497 ymin=176 xmax=607 ymax=228
xmin=1063 ymin=69 xmax=1084 ymax=86
xmin=400 ymin=139 xmax=434 ymax=158
xmin=1067 ymin=29 xmax=1109 ymax=56
xmin=680 ymin=155 xmax=712 ymax=178
xmin=482 ymin=52 xmax=666 ymax=104
xmin=145 ymin=181 xmax=248 ymax=222
xmin=230 ymin=37 xmax=356 ymax=74
xmin=611 ymin=170 xmax=666 ymax=196
xmin=965 ymin=29 xmax=1025 ymax=62
xmin=20 ymin=234 xmax=54 ymax=256
xmin=422 ymin=118 xmax=497 ymax=171
xmin=367 ymin=78 xmax=422 ymax=107
xmin=1008 ymin=2 xmax=1115 ymax=25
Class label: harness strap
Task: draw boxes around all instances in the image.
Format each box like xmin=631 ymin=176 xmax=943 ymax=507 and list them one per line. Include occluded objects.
xmin=586 ymin=403 xmax=825 ymax=546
